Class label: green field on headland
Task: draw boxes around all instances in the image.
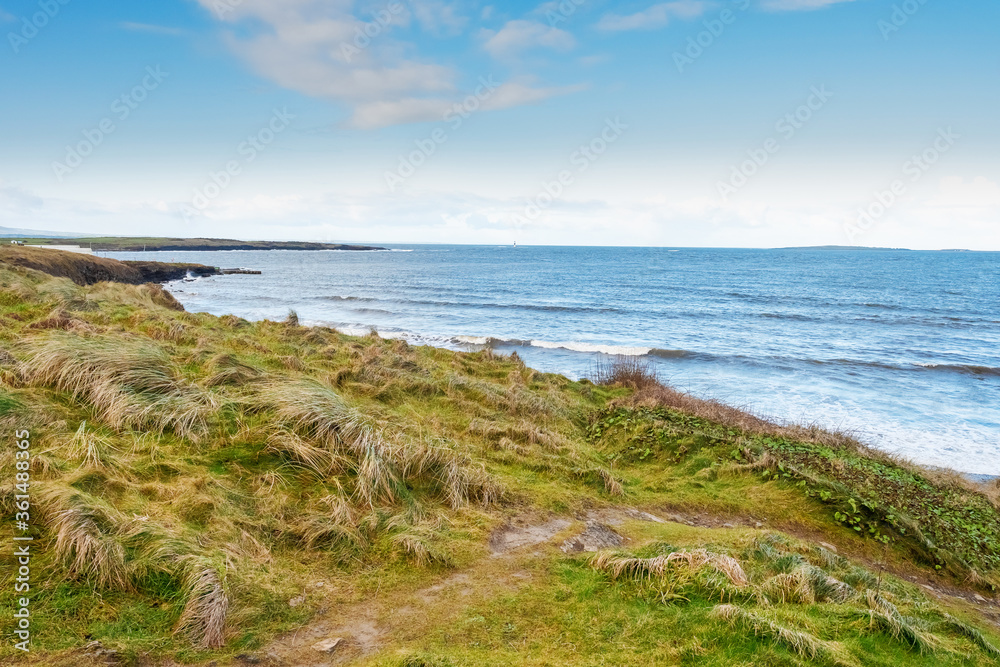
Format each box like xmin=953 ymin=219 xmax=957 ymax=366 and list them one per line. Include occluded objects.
xmin=12 ymin=237 xmax=385 ymax=252
xmin=1 ymin=249 xmax=999 ymax=666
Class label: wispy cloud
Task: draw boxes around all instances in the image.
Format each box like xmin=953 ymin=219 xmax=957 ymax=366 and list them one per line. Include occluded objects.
xmin=760 ymin=0 xmax=858 ymax=11
xmin=120 ymin=21 xmax=186 ymax=36
xmin=410 ymin=0 xmax=468 ymax=36
xmin=480 ymin=20 xmax=576 ymax=59
xmin=195 ymin=1 xmax=579 ymax=129
xmin=197 ymin=0 xmax=454 ymax=124
xmin=0 ymin=7 xmax=16 ymax=23
xmin=596 ymin=1 xmax=708 ymax=32
xmin=347 ymin=79 xmax=586 ymax=129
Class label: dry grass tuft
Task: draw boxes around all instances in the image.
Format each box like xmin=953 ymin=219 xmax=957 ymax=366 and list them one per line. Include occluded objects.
xmin=38 ymin=487 xmax=131 ymax=591
xmin=597 ymin=466 xmax=625 ymax=496
xmin=259 ymin=380 xmax=499 ymax=509
xmin=265 ymin=428 xmax=340 ymax=477
xmin=762 ymin=570 xmax=816 ymax=605
xmin=390 ymin=524 xmax=450 ymax=567
xmin=942 ymin=614 xmax=1000 ymax=658
xmin=356 ymin=445 xmax=403 ymax=507
xmin=857 ymin=591 xmax=937 ymax=654
xmin=593 ymin=356 xmax=660 ymax=390
xmin=176 ymin=560 xmax=229 ymax=649
xmin=592 ymin=549 xmax=749 ymax=588
xmin=202 ymin=353 xmax=262 ymax=387
xmin=712 ymin=604 xmax=847 ymax=664
xmin=66 ymin=421 xmax=119 ymax=471
xmin=18 ymin=333 xmax=216 ymax=439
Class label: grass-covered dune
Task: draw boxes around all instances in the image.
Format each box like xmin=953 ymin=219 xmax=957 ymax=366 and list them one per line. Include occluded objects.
xmin=0 ymin=246 xmax=218 ymax=287
xmin=16 ymin=237 xmax=386 ymax=252
xmin=1 ymin=258 xmax=1000 ymax=666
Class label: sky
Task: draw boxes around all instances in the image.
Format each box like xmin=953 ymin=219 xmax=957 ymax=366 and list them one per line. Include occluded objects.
xmin=0 ymin=0 xmax=998 ymax=248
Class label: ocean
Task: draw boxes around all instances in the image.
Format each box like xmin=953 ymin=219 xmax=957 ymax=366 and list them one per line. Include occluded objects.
xmin=107 ymin=246 xmax=1000 ymax=475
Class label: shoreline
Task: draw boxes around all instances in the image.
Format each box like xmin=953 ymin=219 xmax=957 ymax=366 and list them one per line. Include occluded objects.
xmin=162 ymin=277 xmax=1000 ymax=483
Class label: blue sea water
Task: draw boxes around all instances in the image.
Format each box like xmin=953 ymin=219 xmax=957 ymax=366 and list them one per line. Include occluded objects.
xmin=108 ymin=246 xmax=1000 ymax=475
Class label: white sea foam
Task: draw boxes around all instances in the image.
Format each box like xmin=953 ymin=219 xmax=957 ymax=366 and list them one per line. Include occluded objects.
xmin=528 ymin=340 xmax=654 ymax=356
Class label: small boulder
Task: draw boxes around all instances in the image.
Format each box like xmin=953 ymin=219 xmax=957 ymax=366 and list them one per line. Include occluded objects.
xmin=312 ymin=637 xmax=344 ymax=653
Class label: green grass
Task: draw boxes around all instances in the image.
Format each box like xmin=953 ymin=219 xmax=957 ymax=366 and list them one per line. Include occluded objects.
xmin=1 ymin=258 xmax=999 ymax=666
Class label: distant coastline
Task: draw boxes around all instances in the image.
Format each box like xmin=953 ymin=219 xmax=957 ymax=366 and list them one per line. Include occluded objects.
xmin=12 ymin=236 xmax=386 ymax=252
xmin=774 ymin=245 xmax=979 ymax=252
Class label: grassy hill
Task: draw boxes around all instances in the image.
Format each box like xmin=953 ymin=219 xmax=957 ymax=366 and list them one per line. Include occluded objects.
xmin=1 ymin=255 xmax=999 ymax=666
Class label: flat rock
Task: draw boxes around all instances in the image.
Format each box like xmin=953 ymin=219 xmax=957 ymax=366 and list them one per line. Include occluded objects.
xmin=312 ymin=637 xmax=344 ymax=653
xmin=490 ymin=517 xmax=573 ymax=554
xmin=561 ymin=521 xmax=626 ymax=553
xmin=289 ymin=595 xmax=305 ymax=608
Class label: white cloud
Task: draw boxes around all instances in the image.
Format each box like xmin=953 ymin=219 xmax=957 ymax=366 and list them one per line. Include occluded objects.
xmin=120 ymin=21 xmax=185 ymax=36
xmin=759 ymin=0 xmax=858 ymax=11
xmin=0 ymin=182 xmax=44 ymax=213
xmin=410 ymin=0 xmax=468 ymax=35
xmin=346 ymin=79 xmax=585 ymax=128
xmin=596 ymin=1 xmax=708 ymax=32
xmin=928 ymin=176 xmax=1000 ymax=209
xmin=196 ymin=0 xmax=455 ymax=120
xmin=481 ymin=20 xmax=575 ymax=58
xmin=479 ymin=79 xmax=588 ymax=110
xmin=196 ymin=1 xmax=577 ymax=128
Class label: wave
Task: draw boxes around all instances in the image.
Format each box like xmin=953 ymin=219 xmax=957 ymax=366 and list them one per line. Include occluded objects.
xmin=450 ymin=335 xmax=694 ymax=359
xmin=759 ymin=312 xmax=820 ymax=322
xmin=328 ymin=295 xmax=625 ymax=314
xmin=449 ymin=335 xmax=1000 ymax=379
xmin=862 ymin=302 xmax=902 ymax=310
xmin=916 ymin=363 xmax=1000 ymax=378
xmin=351 ymin=308 xmax=395 ymax=315
xmin=804 ymin=357 xmax=1000 ymax=378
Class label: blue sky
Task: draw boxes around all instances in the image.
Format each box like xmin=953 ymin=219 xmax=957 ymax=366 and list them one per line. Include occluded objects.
xmin=1 ymin=0 xmax=998 ymax=248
